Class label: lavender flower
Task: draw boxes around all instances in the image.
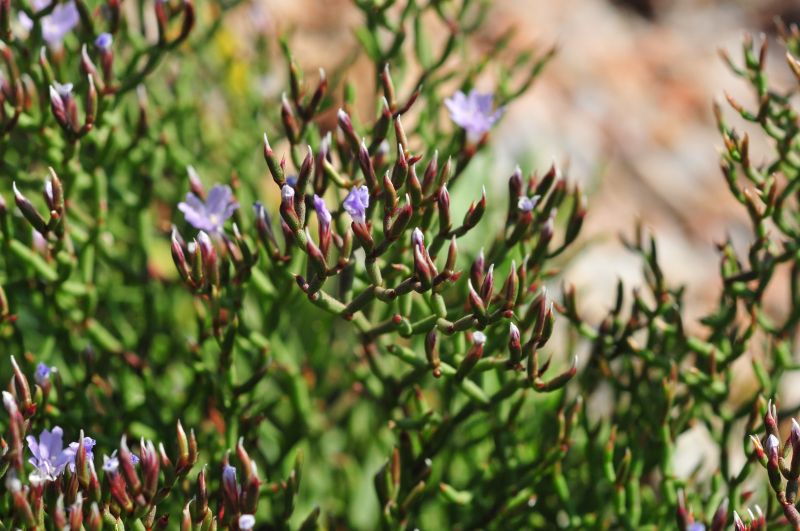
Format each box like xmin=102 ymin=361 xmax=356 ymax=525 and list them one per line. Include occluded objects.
xmin=178 ymin=184 xmax=239 ymax=234
xmin=313 ymin=195 xmax=331 ymax=229
xmin=343 ymin=185 xmax=369 ymax=224
xmin=51 ymin=81 xmax=73 ymax=100
xmin=34 ymin=363 xmax=55 ymax=386
xmin=19 ymin=0 xmax=80 ymax=46
xmin=687 ymin=523 xmax=705 ymax=531
xmin=517 ymin=195 xmax=541 ymax=213
xmin=94 ymin=32 xmax=113 ymax=51
xmin=239 ymin=515 xmax=256 ymax=530
xmin=26 ymin=427 xmax=71 ymax=481
xmin=61 ymin=436 xmax=96 ymax=472
xmin=102 ymin=451 xmax=139 ymax=474
xmin=472 ymin=331 xmax=487 ymax=345
xmin=444 ymin=90 xmax=505 ymax=139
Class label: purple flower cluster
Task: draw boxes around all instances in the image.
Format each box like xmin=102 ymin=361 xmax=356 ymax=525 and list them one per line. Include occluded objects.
xmin=26 ymin=427 xmax=94 ymax=482
xmin=27 ymin=426 xmax=141 ymax=482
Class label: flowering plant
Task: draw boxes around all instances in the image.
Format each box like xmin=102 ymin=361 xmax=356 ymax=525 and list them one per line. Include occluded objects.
xmin=1 ymin=0 xmax=800 ymax=529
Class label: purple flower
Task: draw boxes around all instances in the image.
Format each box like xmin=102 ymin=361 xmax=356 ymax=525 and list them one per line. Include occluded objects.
xmin=34 ymin=363 xmax=54 ymax=386
xmin=343 ymin=185 xmax=369 ymax=224
xmin=102 ymin=451 xmax=139 ymax=474
xmin=239 ymin=515 xmax=256 ymax=529
xmin=444 ymin=90 xmax=505 ymax=139
xmin=19 ymin=0 xmax=80 ymax=46
xmin=94 ymin=32 xmax=113 ymax=51
xmin=313 ymin=195 xmax=331 ymax=229
xmin=26 ymin=427 xmax=72 ymax=481
xmin=60 ymin=436 xmax=96 ymax=472
xmin=178 ymin=184 xmax=239 ymax=234
xmin=517 ymin=195 xmax=540 ymax=213
xmin=687 ymin=523 xmax=706 ymax=531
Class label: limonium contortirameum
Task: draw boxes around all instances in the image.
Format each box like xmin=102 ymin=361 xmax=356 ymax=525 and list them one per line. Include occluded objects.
xmin=444 ymin=89 xmax=505 ymax=141
xmin=18 ymin=0 xmax=80 ymax=46
xmin=343 ymin=185 xmax=369 ymax=224
xmin=178 ymin=184 xmax=239 ymax=234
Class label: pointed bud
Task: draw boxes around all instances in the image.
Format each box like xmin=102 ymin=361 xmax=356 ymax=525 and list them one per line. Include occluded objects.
xmin=390 ymin=143 xmax=408 ymax=189
xmin=280 ymin=184 xmax=301 ymax=232
xmin=425 ymin=331 xmax=440 ymax=377
xmin=337 ymin=108 xmax=359 ymax=149
xmin=445 ymin=236 xmax=458 ymax=273
xmin=263 ymin=132 xmax=286 ymax=186
xmin=13 ymin=182 xmax=47 ymax=234
xmin=456 ymin=331 xmax=486 ymax=380
xmin=509 ymin=323 xmax=522 ymax=366
xmin=422 ymin=151 xmax=438 ymax=193
xmin=467 ymin=279 xmax=486 ymax=319
xmin=471 ymin=248 xmax=485 ymax=289
xmin=438 ymin=186 xmax=451 ymax=236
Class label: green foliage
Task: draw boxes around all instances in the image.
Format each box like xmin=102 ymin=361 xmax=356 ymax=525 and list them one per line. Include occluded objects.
xmin=2 ymin=0 xmax=800 ymax=530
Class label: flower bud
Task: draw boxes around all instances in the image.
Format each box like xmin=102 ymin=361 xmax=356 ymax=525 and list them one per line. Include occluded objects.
xmin=480 ymin=264 xmax=494 ymax=303
xmin=382 ymin=173 xmax=397 ymax=215
xmin=456 ymin=331 xmax=486 ymax=380
xmin=222 ymin=464 xmax=239 ymax=513
xmin=296 ymin=145 xmax=314 ymax=203
xmin=171 ymin=228 xmax=192 ymax=285
xmin=95 ymin=33 xmax=114 ymax=84
xmin=13 ymin=182 xmax=47 ymax=234
xmin=337 ymin=108 xmax=359 ymax=150
xmin=425 ymin=331 xmax=440 ymax=377
xmin=263 ymin=132 xmax=286 ymax=186
xmin=280 ymin=184 xmax=301 ymax=232
xmin=49 ymin=82 xmax=77 ymax=133
xmin=281 ymin=92 xmax=299 ymax=143
xmin=471 ymin=248 xmax=485 ymax=288
xmin=509 ymin=322 xmax=522 ymax=366
xmin=437 ymin=186 xmax=451 ymax=236
xmin=391 ymin=143 xmax=408 ymax=189
xmin=467 ymin=279 xmax=487 ymax=319
xmin=710 ymin=497 xmax=728 ymax=531
xmin=422 ymin=151 xmax=438 ymax=194
xmin=462 ymin=187 xmax=486 ymax=231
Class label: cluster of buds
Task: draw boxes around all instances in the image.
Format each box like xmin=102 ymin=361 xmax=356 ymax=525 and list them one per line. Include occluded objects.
xmin=0 ymin=358 xmax=290 ymax=527
xmin=748 ymin=400 xmax=800 ymax=527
